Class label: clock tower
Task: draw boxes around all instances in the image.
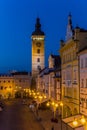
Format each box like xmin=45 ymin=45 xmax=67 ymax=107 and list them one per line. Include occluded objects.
xmin=31 ymin=18 xmax=45 ymax=77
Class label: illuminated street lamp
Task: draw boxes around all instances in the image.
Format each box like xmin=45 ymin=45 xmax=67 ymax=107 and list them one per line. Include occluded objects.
xmin=46 ymin=101 xmax=58 ymax=120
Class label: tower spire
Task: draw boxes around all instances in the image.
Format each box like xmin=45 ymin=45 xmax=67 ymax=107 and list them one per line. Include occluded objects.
xmin=66 ymin=13 xmax=73 ymax=41
xmin=32 ymin=17 xmax=44 ymax=35
xmin=35 ymin=18 xmax=41 ymax=31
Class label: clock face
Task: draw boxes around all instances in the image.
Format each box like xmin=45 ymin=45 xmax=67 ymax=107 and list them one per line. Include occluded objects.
xmin=36 ymin=42 xmax=41 ymax=47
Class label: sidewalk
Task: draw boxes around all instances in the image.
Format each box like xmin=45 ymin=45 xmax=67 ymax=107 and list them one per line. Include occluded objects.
xmin=32 ymin=108 xmax=62 ymax=130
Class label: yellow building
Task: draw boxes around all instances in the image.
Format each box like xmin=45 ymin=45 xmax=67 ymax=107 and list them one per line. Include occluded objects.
xmin=0 ymin=74 xmax=14 ymax=99
xmin=60 ymin=39 xmax=79 ymax=117
xmin=60 ymin=14 xmax=87 ymax=118
xmin=31 ymin=18 xmax=45 ymax=77
xmin=0 ymin=71 xmax=31 ymax=99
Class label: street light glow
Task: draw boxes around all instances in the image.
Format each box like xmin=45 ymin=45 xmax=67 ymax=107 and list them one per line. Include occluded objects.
xmin=73 ymin=118 xmax=78 ymax=126
xmin=80 ymin=116 xmax=86 ymax=124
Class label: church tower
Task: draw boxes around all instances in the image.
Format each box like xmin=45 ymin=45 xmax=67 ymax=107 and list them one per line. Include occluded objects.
xmin=31 ymin=18 xmax=45 ymax=77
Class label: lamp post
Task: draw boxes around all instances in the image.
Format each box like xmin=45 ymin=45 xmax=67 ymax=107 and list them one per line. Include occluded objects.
xmin=60 ymin=102 xmax=63 ymax=119
xmin=47 ymin=101 xmax=59 ymax=123
xmin=51 ymin=101 xmax=58 ymax=119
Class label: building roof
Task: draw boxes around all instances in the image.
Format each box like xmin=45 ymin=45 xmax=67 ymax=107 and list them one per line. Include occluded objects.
xmin=11 ymin=71 xmax=29 ymax=75
xmin=0 ymin=73 xmax=13 ymax=77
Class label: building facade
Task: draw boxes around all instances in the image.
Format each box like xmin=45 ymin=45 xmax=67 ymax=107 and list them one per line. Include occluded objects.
xmin=60 ymin=14 xmax=87 ymax=118
xmin=0 ymin=71 xmax=31 ymax=99
xmin=37 ymin=54 xmax=61 ymax=101
xmin=78 ymin=47 xmax=87 ymax=116
xmin=31 ymin=18 xmax=45 ymax=77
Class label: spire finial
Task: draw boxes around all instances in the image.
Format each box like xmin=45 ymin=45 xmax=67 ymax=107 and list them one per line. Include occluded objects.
xmin=66 ymin=12 xmax=73 ymax=41
xmin=68 ymin=12 xmax=72 ymax=28
xmin=35 ymin=17 xmax=41 ymax=30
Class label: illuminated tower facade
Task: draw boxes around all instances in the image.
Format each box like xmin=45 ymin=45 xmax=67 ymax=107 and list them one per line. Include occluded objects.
xmin=31 ymin=18 xmax=45 ymax=77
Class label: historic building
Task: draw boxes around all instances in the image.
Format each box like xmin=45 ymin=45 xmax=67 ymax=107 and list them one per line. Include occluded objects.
xmin=0 ymin=71 xmax=31 ymax=99
xmin=59 ymin=13 xmax=87 ymax=118
xmin=31 ymin=18 xmax=45 ymax=77
xmin=37 ymin=54 xmax=61 ymax=101
xmin=78 ymin=47 xmax=87 ymax=116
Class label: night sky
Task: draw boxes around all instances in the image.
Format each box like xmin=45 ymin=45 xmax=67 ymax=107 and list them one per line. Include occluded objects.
xmin=0 ymin=0 xmax=87 ymax=73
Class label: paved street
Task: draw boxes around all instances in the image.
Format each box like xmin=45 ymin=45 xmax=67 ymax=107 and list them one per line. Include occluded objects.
xmin=0 ymin=99 xmax=44 ymax=130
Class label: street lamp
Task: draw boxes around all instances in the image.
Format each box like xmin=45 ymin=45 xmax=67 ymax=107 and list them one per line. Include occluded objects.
xmin=46 ymin=101 xmax=58 ymax=121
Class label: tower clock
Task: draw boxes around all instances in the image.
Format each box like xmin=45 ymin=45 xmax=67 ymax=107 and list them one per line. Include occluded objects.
xmin=31 ymin=18 xmax=45 ymax=77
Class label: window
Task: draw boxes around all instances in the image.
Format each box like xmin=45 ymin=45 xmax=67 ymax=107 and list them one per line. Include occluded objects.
xmin=86 ymin=79 xmax=87 ymax=88
xmin=19 ymin=80 xmax=21 ymax=82
xmin=85 ymin=57 xmax=87 ymax=67
xmin=81 ymin=79 xmax=84 ymax=88
xmin=81 ymin=59 xmax=83 ymax=68
xmin=37 ymin=49 xmax=40 ymax=54
xmin=37 ymin=65 xmax=41 ymax=70
xmin=1 ymin=86 xmax=3 ymax=90
xmin=37 ymin=58 xmax=40 ymax=62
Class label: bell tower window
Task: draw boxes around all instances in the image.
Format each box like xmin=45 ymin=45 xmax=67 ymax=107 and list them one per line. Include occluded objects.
xmin=37 ymin=58 xmax=40 ymax=62
xmin=37 ymin=49 xmax=40 ymax=54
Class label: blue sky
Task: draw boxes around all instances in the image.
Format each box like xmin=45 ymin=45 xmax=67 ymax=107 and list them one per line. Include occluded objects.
xmin=0 ymin=0 xmax=87 ymax=73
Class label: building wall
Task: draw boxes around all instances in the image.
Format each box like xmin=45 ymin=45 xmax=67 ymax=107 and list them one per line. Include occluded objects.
xmin=0 ymin=73 xmax=31 ymax=99
xmin=0 ymin=75 xmax=14 ymax=98
xmin=79 ymin=50 xmax=87 ymax=116
xmin=60 ymin=40 xmax=79 ymax=118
